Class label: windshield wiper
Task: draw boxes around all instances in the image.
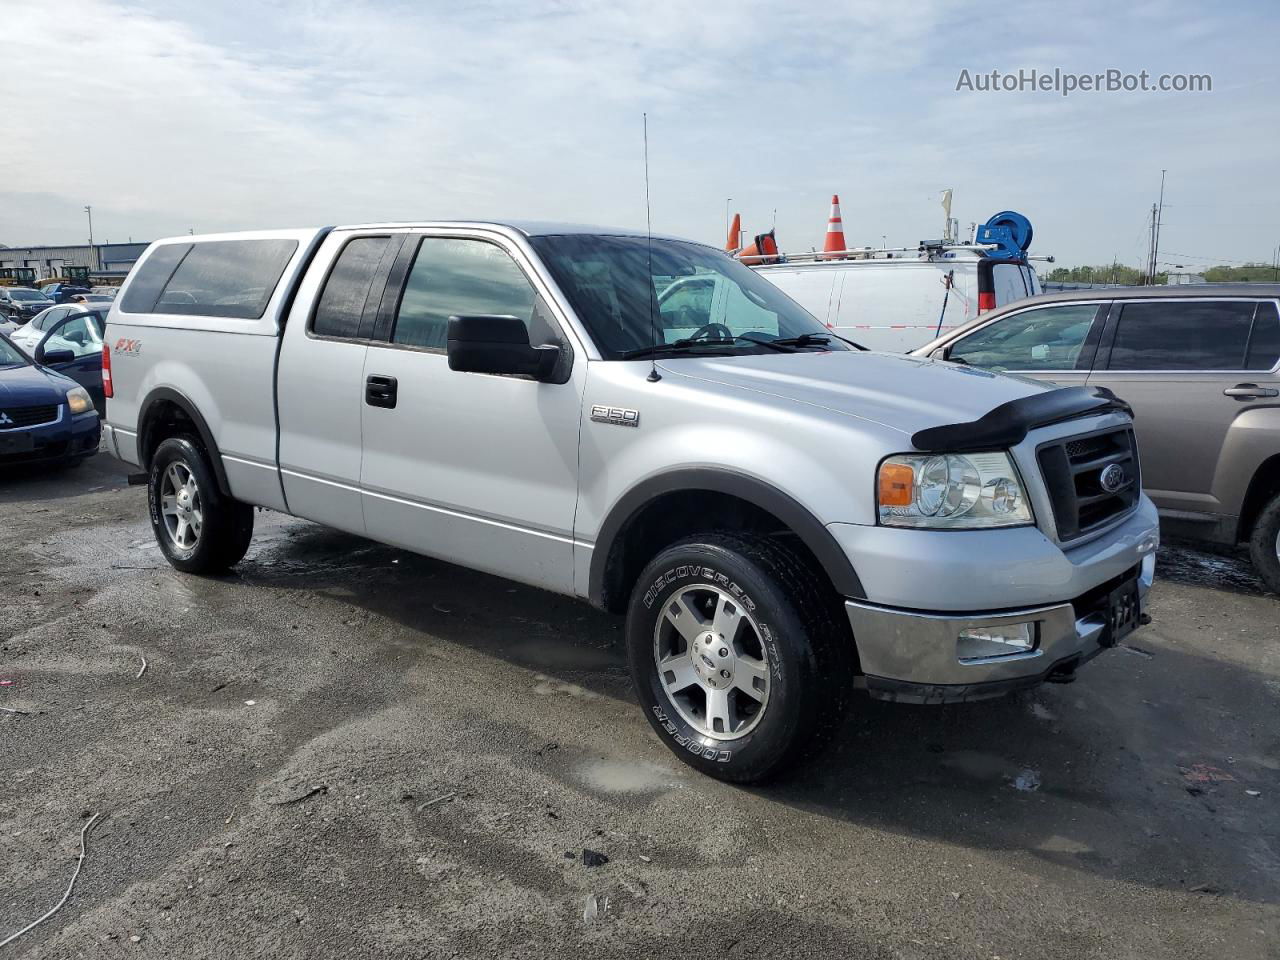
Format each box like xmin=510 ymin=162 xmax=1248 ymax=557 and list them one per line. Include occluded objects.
xmin=762 ymin=333 xmax=831 ymax=349
xmin=621 ymin=335 xmax=795 ymax=360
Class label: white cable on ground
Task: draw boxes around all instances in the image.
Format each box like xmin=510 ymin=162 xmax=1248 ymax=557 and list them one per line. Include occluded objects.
xmin=0 ymin=813 xmax=100 ymax=949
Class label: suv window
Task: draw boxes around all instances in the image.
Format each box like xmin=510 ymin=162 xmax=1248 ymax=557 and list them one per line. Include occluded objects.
xmin=1109 ymin=300 xmax=1259 ymax=370
xmin=312 ymin=236 xmax=391 ymax=340
xmin=948 ymin=303 xmax=1100 ymax=371
xmin=1246 ymin=301 xmax=1280 ymax=371
xmin=391 ymin=238 xmax=538 ymax=352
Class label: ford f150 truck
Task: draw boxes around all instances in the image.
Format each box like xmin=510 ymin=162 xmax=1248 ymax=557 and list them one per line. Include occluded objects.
xmin=101 ymin=222 xmax=1159 ymax=782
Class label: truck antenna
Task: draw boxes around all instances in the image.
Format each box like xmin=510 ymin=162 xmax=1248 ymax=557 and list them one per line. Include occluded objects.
xmin=643 ymin=112 xmax=661 ymax=383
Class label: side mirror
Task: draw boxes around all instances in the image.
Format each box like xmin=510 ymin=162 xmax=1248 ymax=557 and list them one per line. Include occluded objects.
xmin=40 ymin=347 xmax=75 ymax=366
xmin=446 ymin=315 xmax=560 ymax=381
xmin=930 ymin=346 xmax=949 ymax=360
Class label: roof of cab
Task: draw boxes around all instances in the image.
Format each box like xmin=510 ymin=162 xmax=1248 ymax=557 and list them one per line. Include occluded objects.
xmin=332 ymin=220 xmax=694 ymax=243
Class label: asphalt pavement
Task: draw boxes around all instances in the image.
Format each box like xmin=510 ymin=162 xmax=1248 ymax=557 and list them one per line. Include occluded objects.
xmin=1 ymin=455 xmax=1277 ymax=959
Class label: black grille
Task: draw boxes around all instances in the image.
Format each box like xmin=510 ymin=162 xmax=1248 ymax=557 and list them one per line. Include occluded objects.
xmin=0 ymin=405 xmax=58 ymax=429
xmin=1037 ymin=427 xmax=1140 ymax=542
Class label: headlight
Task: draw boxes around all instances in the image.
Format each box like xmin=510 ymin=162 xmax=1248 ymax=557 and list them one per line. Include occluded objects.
xmin=66 ymin=387 xmax=94 ymax=415
xmin=877 ymin=451 xmax=1032 ymax=529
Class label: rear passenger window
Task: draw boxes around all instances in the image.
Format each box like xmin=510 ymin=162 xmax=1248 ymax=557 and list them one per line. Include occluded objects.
xmin=1109 ymin=301 xmax=1257 ymax=370
xmin=392 ymin=238 xmax=537 ymax=352
xmin=311 ymin=236 xmax=391 ymax=340
xmin=1246 ymin=301 xmax=1280 ymax=371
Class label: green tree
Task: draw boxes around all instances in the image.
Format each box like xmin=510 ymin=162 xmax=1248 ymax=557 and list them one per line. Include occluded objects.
xmin=1201 ymin=263 xmax=1280 ymax=283
xmin=1044 ymin=264 xmax=1158 ymax=285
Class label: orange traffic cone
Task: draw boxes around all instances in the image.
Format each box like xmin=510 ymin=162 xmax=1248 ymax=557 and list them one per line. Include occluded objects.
xmin=725 ymin=212 xmax=742 ymax=252
xmin=738 ymin=230 xmax=780 ymax=265
xmin=823 ymin=194 xmax=847 ymax=259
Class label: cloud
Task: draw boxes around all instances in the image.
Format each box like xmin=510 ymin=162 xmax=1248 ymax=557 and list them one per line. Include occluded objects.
xmin=1 ymin=0 xmax=1276 ymax=270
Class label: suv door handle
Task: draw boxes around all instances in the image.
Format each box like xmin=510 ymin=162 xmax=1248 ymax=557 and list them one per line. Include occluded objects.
xmin=365 ymin=374 xmax=398 ymax=409
xmin=1224 ymin=383 xmax=1279 ymax=400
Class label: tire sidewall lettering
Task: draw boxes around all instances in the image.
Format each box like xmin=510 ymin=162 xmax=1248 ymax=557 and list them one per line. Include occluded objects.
xmin=641 ymin=561 xmax=790 ymax=762
xmin=643 ymin=563 xmax=783 ymax=680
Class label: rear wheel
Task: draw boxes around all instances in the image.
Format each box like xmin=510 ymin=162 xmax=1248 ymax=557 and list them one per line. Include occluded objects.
xmin=148 ymin=435 xmax=254 ymax=573
xmin=1247 ymin=491 xmax=1280 ymax=595
xmin=626 ymin=532 xmax=851 ymax=783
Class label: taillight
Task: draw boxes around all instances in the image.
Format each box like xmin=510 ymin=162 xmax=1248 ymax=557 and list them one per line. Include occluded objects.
xmin=102 ymin=342 xmax=113 ymax=398
xmin=977 ymin=291 xmax=996 ymax=314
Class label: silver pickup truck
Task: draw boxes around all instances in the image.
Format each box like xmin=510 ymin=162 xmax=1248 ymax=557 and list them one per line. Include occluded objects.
xmin=101 ymin=222 xmax=1159 ymax=782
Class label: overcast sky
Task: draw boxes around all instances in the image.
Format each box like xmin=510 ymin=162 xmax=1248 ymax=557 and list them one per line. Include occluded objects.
xmin=3 ymin=0 xmax=1276 ymax=270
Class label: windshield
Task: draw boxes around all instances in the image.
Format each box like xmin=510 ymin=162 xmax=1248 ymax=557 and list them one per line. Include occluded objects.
xmin=529 ymin=235 xmax=848 ymax=359
xmin=8 ymin=289 xmax=48 ymax=302
xmin=0 ymin=336 xmax=30 ymax=368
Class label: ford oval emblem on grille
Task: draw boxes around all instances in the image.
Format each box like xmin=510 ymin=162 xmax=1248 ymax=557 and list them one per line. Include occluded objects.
xmin=1099 ymin=462 xmax=1126 ymax=493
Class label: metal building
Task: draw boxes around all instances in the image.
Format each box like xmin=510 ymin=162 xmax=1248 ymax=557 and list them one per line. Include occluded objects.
xmin=0 ymin=241 xmax=150 ymax=280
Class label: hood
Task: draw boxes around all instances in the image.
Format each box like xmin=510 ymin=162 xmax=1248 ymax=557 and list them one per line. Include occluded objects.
xmin=0 ymin=363 xmax=72 ymax=407
xmin=655 ymin=350 xmax=1051 ymax=439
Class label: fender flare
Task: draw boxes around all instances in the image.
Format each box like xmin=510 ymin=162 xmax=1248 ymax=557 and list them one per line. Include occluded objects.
xmin=588 ymin=467 xmax=865 ymax=609
xmin=137 ymin=387 xmax=231 ymax=496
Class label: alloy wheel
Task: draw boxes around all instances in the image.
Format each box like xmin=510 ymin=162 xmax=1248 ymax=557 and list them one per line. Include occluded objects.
xmin=160 ymin=461 xmax=202 ymax=551
xmin=652 ymin=584 xmax=771 ymax=740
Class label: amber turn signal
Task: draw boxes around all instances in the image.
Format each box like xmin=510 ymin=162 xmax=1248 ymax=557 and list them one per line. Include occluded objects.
xmin=878 ymin=462 xmax=914 ymax=507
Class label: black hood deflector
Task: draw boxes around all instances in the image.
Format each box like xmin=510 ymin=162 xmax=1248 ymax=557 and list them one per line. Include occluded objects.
xmin=911 ymin=386 xmax=1132 ymax=453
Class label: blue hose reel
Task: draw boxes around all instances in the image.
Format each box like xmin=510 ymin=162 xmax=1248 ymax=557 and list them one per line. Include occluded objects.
xmin=976 ymin=211 xmax=1034 ymax=260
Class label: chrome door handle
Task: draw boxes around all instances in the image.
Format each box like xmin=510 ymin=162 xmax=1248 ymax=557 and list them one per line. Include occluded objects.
xmin=1224 ymin=383 xmax=1279 ymax=400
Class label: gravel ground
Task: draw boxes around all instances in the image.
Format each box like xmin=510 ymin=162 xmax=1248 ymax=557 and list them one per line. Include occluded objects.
xmin=1 ymin=455 xmax=1277 ymax=959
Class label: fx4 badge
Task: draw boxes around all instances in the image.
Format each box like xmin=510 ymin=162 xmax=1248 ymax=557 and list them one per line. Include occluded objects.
xmin=113 ymin=338 xmax=142 ymax=356
xmin=590 ymin=404 xmax=639 ymax=428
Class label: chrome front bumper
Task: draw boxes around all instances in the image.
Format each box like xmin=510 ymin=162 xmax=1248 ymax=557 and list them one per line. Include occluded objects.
xmin=846 ymin=552 xmax=1155 ymax=704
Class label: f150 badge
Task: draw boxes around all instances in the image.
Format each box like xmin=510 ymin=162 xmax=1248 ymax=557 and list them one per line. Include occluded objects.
xmin=590 ymin=404 xmax=640 ymax=427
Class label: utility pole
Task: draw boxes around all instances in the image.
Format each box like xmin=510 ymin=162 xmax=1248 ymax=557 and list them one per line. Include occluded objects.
xmin=85 ymin=205 xmax=95 ymax=271
xmin=1152 ymin=199 xmax=1162 ymax=281
xmin=1152 ymin=169 xmax=1167 ymax=284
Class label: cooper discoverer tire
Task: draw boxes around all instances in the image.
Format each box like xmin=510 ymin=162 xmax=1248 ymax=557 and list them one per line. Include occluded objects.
xmin=148 ymin=435 xmax=254 ymax=574
xmin=625 ymin=532 xmax=851 ymax=783
xmin=1247 ymin=491 xmax=1280 ymax=595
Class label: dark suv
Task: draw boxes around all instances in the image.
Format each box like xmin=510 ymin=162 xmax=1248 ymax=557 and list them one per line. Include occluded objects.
xmin=0 ymin=287 xmax=56 ymax=324
xmin=913 ymin=285 xmax=1280 ymax=592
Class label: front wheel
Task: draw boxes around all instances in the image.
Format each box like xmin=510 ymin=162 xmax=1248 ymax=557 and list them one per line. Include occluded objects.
xmin=148 ymin=435 xmax=254 ymax=574
xmin=1248 ymin=491 xmax=1280 ymax=595
xmin=626 ymin=533 xmax=851 ymax=783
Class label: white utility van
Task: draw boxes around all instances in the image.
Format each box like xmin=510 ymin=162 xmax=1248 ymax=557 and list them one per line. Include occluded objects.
xmin=753 ymin=247 xmax=1041 ymax=352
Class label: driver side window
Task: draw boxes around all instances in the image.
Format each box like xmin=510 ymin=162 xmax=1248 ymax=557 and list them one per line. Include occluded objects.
xmin=949 ymin=304 xmax=1100 ymax=371
xmin=48 ymin=314 xmax=104 ymax=358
